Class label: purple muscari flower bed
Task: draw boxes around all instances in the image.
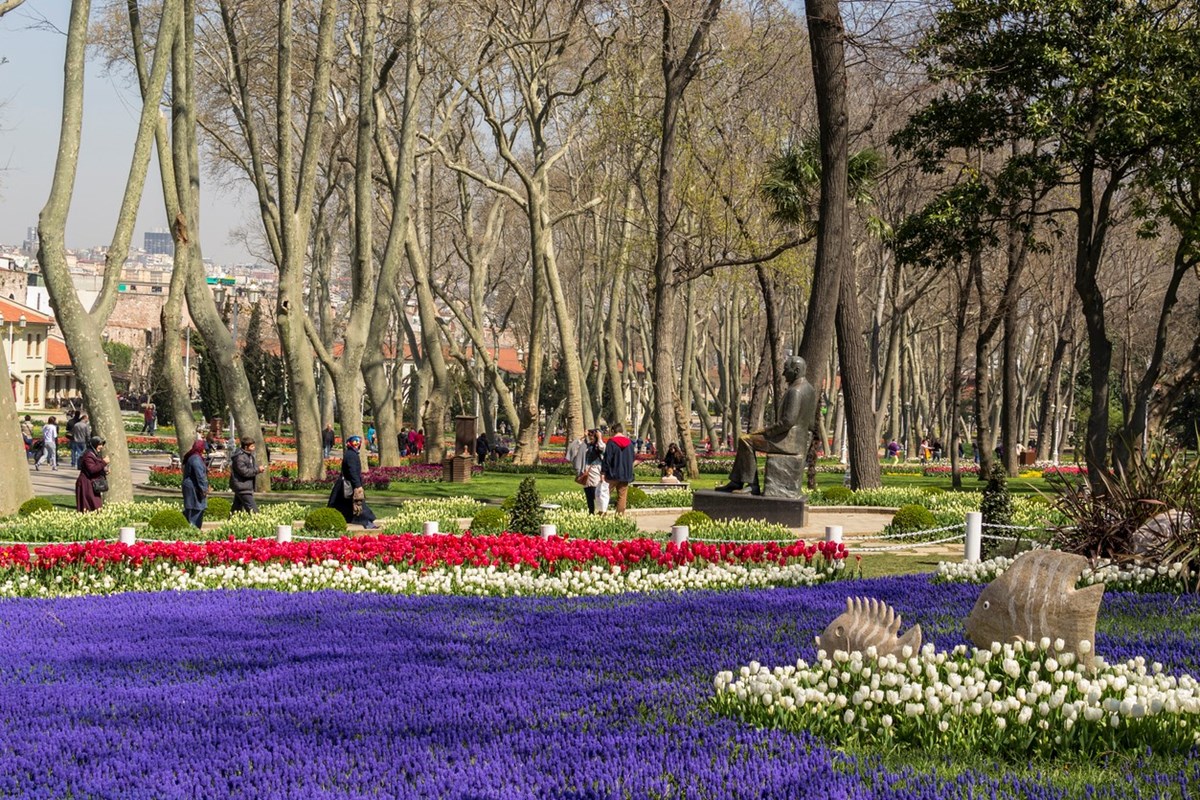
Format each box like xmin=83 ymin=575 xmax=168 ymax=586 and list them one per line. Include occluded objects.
xmin=1 ymin=575 xmax=1199 ymax=798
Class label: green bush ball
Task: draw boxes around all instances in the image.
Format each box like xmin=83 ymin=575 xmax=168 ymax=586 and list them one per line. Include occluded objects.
xmin=204 ymin=497 xmax=233 ymax=522
xmin=470 ymin=507 xmax=508 ymax=536
xmin=889 ymin=504 xmax=937 ymax=534
xmin=920 ymin=486 xmax=947 ymax=496
xmin=625 ymin=486 xmax=649 ymax=509
xmin=148 ymin=509 xmax=191 ymax=532
xmin=303 ymin=507 xmax=348 ymax=533
xmin=821 ymin=486 xmax=854 ymax=504
xmin=18 ymin=498 xmax=55 ymax=517
xmin=673 ymin=510 xmax=711 ymax=528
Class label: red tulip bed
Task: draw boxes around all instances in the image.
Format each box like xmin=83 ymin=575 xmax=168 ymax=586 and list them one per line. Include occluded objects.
xmin=4 ymin=534 xmax=847 ymax=573
xmin=0 ymin=534 xmax=849 ymax=598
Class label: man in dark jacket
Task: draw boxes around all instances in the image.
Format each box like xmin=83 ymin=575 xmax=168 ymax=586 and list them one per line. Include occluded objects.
xmin=69 ymin=412 xmax=91 ymax=468
xmin=230 ymin=437 xmax=265 ymax=513
xmin=601 ymin=422 xmax=636 ymax=514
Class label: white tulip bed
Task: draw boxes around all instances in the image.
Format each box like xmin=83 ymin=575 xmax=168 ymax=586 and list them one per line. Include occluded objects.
xmin=937 ymin=555 xmax=1197 ymax=593
xmin=0 ymin=559 xmax=841 ymax=599
xmin=713 ymin=639 xmax=1200 ymax=760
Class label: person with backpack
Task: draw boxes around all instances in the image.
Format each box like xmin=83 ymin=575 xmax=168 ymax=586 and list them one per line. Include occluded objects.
xmin=229 ymin=436 xmax=266 ymax=514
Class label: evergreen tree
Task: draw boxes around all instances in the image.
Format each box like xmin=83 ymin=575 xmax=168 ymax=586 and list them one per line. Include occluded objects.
xmin=195 ymin=335 xmax=227 ymax=425
xmin=508 ymin=476 xmax=545 ymax=536
xmin=981 ymin=462 xmax=1014 ymax=558
xmin=149 ymin=339 xmax=175 ymax=428
xmin=242 ymin=303 xmax=267 ymax=415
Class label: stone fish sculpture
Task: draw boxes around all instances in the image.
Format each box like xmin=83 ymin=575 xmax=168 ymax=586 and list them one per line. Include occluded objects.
xmin=964 ymin=549 xmax=1104 ymax=667
xmin=816 ymin=597 xmax=922 ymax=659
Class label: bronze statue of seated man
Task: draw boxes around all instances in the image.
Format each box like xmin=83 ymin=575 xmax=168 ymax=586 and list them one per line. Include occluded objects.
xmin=716 ymin=355 xmax=817 ymax=495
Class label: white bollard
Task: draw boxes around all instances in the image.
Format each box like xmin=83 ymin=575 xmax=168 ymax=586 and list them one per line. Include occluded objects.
xmin=965 ymin=511 xmax=982 ymax=563
xmin=118 ymin=527 xmax=136 ymax=545
xmin=276 ymin=524 xmax=292 ymax=543
xmin=824 ymin=525 xmax=843 ymax=544
xmin=670 ymin=525 xmax=689 ymax=545
xmin=422 ymin=521 xmax=439 ymax=536
xmin=539 ymin=524 xmax=557 ymax=540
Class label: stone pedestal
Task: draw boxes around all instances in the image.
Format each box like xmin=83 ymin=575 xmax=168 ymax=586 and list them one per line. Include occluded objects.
xmin=442 ymin=454 xmax=474 ymax=483
xmin=763 ymin=454 xmax=805 ymax=499
xmin=692 ymin=490 xmax=808 ymax=527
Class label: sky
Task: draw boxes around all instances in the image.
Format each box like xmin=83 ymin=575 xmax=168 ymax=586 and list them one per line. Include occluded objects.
xmin=0 ymin=2 xmax=255 ymax=264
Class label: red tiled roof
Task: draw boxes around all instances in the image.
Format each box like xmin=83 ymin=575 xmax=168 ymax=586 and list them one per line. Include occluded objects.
xmin=0 ymin=297 xmax=52 ymax=326
xmin=46 ymin=336 xmax=71 ymax=367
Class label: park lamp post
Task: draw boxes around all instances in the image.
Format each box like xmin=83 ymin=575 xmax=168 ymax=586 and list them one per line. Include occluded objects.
xmin=210 ymin=280 xmax=262 ymax=445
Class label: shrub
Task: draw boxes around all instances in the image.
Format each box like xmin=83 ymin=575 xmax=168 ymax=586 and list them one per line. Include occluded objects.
xmin=819 ymin=486 xmax=853 ymax=504
xmin=673 ymin=510 xmax=711 ymax=528
xmin=508 ymin=477 xmax=544 ymax=536
xmin=920 ymin=485 xmax=947 ymax=496
xmin=470 ymin=507 xmax=508 ymax=536
xmin=980 ymin=463 xmax=1014 ymax=558
xmin=148 ymin=509 xmax=190 ymax=533
xmin=303 ymin=507 xmax=348 ymax=533
xmin=204 ymin=497 xmax=233 ymax=522
xmin=18 ymin=498 xmax=54 ymax=517
xmin=1051 ymin=446 xmax=1200 ymax=568
xmin=889 ymin=504 xmax=937 ymax=534
xmin=625 ymin=486 xmax=650 ymax=509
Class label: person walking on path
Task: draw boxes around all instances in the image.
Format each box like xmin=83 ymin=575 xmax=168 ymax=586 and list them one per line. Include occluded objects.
xmin=322 ymin=423 xmax=336 ymax=459
xmin=476 ymin=433 xmax=490 ymax=466
xmin=583 ymin=429 xmax=607 ymax=514
xmin=69 ymin=412 xmax=91 ymax=468
xmin=327 ymin=435 xmax=378 ymax=528
xmin=414 ymin=429 xmax=425 ymax=455
xmin=20 ymin=415 xmax=34 ymax=459
xmin=230 ymin=436 xmax=265 ymax=514
xmin=567 ymin=433 xmax=589 ymax=508
xmin=601 ymin=423 xmax=636 ymax=514
xmin=75 ymin=436 xmax=110 ymax=512
xmin=181 ymin=438 xmax=209 ymax=528
xmin=36 ymin=417 xmax=59 ymax=471
xmin=886 ymin=439 xmax=901 ymax=464
xmin=141 ymin=402 xmax=157 ymax=435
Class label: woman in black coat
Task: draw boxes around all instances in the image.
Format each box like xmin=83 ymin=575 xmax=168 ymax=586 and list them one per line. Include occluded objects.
xmin=326 ymin=435 xmax=378 ymax=528
xmin=661 ymin=442 xmax=686 ymax=476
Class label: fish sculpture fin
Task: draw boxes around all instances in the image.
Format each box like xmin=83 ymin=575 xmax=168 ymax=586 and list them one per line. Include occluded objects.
xmin=898 ymin=624 xmax=922 ymax=653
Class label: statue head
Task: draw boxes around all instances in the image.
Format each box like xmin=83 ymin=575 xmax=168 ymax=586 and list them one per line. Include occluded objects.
xmin=784 ymin=356 xmax=806 ymax=383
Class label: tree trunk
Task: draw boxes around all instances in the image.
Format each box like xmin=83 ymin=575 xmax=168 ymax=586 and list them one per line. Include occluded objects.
xmin=796 ymin=0 xmax=850 ymax=375
xmin=652 ymin=0 xmax=723 ymax=458
xmin=949 ymin=262 xmax=972 ymax=489
xmin=174 ymin=0 xmax=269 ymax=488
xmin=37 ymin=0 xmax=176 ymax=503
xmin=0 ymin=355 xmax=33 ymax=514
xmin=838 ymin=257 xmax=881 ymax=489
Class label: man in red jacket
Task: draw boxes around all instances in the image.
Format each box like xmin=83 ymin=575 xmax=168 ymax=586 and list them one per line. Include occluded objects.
xmin=601 ymin=423 xmax=636 ymax=514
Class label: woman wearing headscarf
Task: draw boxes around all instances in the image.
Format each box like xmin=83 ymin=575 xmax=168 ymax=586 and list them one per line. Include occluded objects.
xmin=75 ymin=435 xmax=110 ymax=512
xmin=327 ymin=435 xmax=378 ymax=528
xmin=181 ymin=437 xmax=209 ymax=528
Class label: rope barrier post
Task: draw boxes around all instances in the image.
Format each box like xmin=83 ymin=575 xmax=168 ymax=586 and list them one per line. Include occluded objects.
xmin=539 ymin=524 xmax=557 ymax=540
xmin=276 ymin=525 xmax=292 ymax=543
xmin=118 ymin=527 xmax=136 ymax=546
xmin=422 ymin=521 xmax=439 ymax=536
xmin=824 ymin=525 xmax=843 ymax=545
xmin=965 ymin=512 xmax=982 ymax=563
xmin=670 ymin=525 xmax=689 ymax=545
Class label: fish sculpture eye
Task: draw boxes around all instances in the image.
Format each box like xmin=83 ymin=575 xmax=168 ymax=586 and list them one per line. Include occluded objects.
xmin=983 ymin=600 xmax=990 ymax=610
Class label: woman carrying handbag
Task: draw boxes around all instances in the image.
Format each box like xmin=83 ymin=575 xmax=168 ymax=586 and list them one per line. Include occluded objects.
xmin=75 ymin=436 xmax=110 ymax=513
